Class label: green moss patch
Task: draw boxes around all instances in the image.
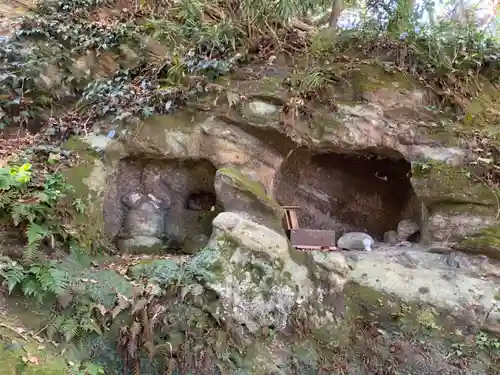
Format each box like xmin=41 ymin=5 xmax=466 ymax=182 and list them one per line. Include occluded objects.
xmin=350 ymin=61 xmax=417 ymax=93
xmin=411 ymin=161 xmax=496 ymax=206
xmin=457 ymin=225 xmax=500 ymax=260
xmin=218 ymin=167 xmax=270 ymax=202
xmin=0 ymin=319 xmax=67 ymax=375
xmin=128 ymin=259 xmax=182 ymax=286
xmin=63 ymin=136 xmax=109 ymax=251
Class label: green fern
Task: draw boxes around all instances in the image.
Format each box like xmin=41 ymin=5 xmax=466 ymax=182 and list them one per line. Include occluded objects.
xmin=61 ymin=317 xmax=80 ymax=343
xmin=0 ymin=163 xmax=77 ymax=261
xmin=0 ymin=263 xmax=27 ymax=294
xmin=26 ymin=223 xmax=51 ymax=246
xmin=0 ymin=261 xmax=70 ymax=303
xmin=21 ymin=277 xmax=46 ymax=304
xmin=29 ymin=263 xmax=69 ymax=296
xmin=22 ymin=243 xmax=44 ymax=264
xmin=11 ymin=203 xmax=40 ymax=226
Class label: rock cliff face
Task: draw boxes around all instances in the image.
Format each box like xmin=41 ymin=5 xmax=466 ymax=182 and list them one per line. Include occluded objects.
xmin=62 ymin=62 xmax=500 ymax=374
xmin=74 ymin=69 xmax=499 ymax=256
xmin=0 ymin=1 xmax=498 ymax=373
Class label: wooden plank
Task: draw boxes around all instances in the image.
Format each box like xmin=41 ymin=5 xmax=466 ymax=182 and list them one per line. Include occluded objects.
xmin=290 ymin=229 xmax=336 ymax=250
xmin=283 ymin=211 xmax=291 ymax=230
xmin=286 ymin=209 xmax=299 ymax=229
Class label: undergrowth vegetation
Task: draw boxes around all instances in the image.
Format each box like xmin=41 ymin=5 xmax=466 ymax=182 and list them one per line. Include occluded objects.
xmin=0 ymin=162 xmax=79 ymax=262
xmin=1 ymin=0 xmax=498 ymax=140
xmin=0 ymin=0 xmax=499 ymax=373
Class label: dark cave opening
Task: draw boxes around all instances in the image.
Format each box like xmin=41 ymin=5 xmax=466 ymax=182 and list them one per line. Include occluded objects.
xmin=274 ymin=147 xmax=421 ymax=241
xmin=185 ymin=192 xmax=217 ymax=211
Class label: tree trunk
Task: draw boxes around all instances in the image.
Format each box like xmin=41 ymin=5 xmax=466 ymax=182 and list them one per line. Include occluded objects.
xmin=457 ymin=0 xmax=467 ymax=25
xmin=328 ymin=0 xmax=344 ymax=28
xmin=387 ymin=0 xmax=415 ymax=33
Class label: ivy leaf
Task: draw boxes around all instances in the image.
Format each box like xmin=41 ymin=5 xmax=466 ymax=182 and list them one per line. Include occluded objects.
xmin=141 ymin=106 xmax=154 ymax=118
xmin=26 ymin=223 xmax=50 ymax=246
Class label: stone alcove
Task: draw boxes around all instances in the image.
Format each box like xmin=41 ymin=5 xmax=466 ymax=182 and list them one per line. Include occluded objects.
xmin=103 ymin=157 xmax=220 ymax=254
xmin=273 ymin=147 xmax=422 ymax=241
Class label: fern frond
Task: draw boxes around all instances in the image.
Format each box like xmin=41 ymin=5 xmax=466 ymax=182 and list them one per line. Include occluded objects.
xmin=47 ymin=267 xmax=69 ymax=295
xmin=79 ymin=315 xmax=102 ymax=335
xmin=1 ymin=264 xmax=26 ymax=294
xmin=61 ymin=317 xmax=79 ymax=343
xmin=21 ymin=277 xmax=45 ymax=303
xmin=11 ymin=203 xmax=38 ymax=226
xmin=131 ymin=298 xmax=148 ymax=315
xmin=132 ymin=360 xmax=140 ymax=375
xmin=111 ymin=293 xmax=131 ymax=318
xmin=22 ymin=244 xmax=44 ymax=264
xmin=130 ymin=321 xmax=142 ymax=339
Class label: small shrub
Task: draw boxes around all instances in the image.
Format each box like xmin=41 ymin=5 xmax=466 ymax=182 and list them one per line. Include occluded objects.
xmin=0 ymin=162 xmax=76 ymax=262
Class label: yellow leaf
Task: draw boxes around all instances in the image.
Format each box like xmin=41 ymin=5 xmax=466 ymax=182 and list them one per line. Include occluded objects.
xmin=464 ymin=112 xmax=473 ymax=124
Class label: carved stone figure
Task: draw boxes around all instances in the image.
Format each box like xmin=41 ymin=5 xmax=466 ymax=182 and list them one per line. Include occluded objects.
xmin=116 ymin=192 xmax=168 ymax=253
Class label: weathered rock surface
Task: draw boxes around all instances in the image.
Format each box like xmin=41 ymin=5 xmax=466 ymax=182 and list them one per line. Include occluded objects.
xmin=66 ymin=64 xmax=500 ymax=259
xmin=200 ymin=211 xmax=315 ymax=334
xmin=337 ymin=232 xmax=374 ymax=250
xmin=397 ymin=219 xmax=420 ymax=240
xmin=55 ymin=58 xmax=500 ymax=374
xmin=344 ymin=250 xmax=498 ymax=328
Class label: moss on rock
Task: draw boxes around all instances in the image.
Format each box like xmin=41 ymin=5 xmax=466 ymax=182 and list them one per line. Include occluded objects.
xmin=128 ymin=259 xmax=182 ymax=286
xmin=411 ymin=160 xmax=496 ymax=206
xmin=63 ymin=136 xmax=109 ymax=251
xmin=456 ymin=225 xmax=500 ymax=260
xmin=0 ymin=317 xmax=67 ymax=375
xmin=315 ymin=281 xmax=468 ymax=340
xmin=216 ymin=167 xmax=284 ymax=232
xmin=217 ymin=167 xmax=274 ymax=204
xmin=350 ymin=62 xmax=416 ymax=93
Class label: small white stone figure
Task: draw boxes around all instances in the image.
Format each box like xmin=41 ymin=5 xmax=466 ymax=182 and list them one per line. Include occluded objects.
xmin=337 ymin=232 xmax=375 ymax=251
xmin=363 ymin=238 xmax=373 ymax=252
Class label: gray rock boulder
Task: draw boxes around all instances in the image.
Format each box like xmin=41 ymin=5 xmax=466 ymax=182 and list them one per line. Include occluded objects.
xmin=337 ymin=232 xmax=374 ymax=251
xmin=383 ymin=230 xmax=399 ymax=244
xmin=199 ymin=211 xmax=316 ymax=334
xmin=397 ymin=219 xmax=420 ymax=240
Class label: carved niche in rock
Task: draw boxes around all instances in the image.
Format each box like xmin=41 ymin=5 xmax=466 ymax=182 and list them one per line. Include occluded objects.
xmin=274 ymin=147 xmax=423 ymax=241
xmin=105 ymin=157 xmax=220 ymax=255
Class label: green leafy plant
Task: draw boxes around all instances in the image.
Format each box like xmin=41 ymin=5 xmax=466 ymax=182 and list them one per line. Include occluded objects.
xmin=68 ymin=360 xmax=106 ymax=375
xmin=49 ymin=299 xmax=104 ymax=344
xmin=0 ymin=250 xmax=107 ymax=344
xmin=475 ymin=331 xmax=500 ymax=354
xmin=0 ymin=162 xmax=77 ymax=262
xmin=0 ymin=260 xmax=69 ymax=303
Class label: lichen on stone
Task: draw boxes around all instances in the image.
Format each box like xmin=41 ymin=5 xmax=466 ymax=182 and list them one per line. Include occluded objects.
xmin=63 ymin=136 xmax=110 ymax=250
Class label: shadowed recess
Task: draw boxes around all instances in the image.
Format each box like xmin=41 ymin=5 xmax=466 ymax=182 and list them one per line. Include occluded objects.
xmin=274 ymin=147 xmax=421 ymax=240
xmin=103 ymin=157 xmax=221 ymax=254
